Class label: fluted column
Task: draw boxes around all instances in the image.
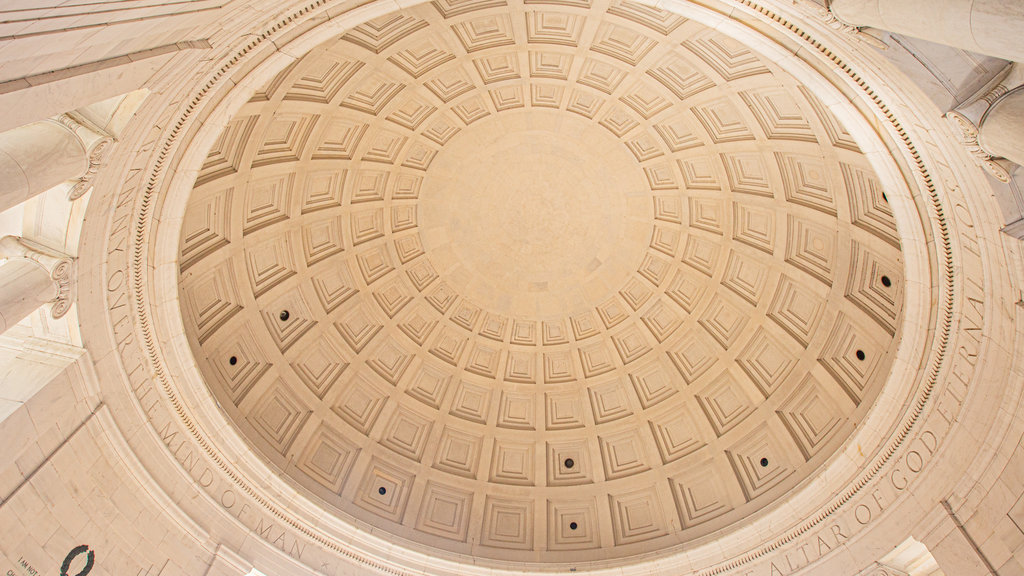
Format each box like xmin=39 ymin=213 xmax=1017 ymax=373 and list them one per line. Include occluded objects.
xmin=830 ymin=0 xmax=1024 ymax=62
xmin=0 ymin=236 xmax=74 ymax=336
xmin=0 ymin=114 xmax=110 ymax=214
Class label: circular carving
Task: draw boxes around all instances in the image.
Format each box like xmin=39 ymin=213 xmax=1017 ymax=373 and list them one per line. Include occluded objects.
xmin=60 ymin=545 xmax=95 ymax=576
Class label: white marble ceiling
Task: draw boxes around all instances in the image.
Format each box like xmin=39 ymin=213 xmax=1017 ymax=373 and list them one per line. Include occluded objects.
xmin=177 ymin=0 xmax=905 ymax=564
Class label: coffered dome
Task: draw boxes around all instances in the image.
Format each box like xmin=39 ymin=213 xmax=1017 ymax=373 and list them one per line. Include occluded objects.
xmin=178 ymin=0 xmax=905 ymax=565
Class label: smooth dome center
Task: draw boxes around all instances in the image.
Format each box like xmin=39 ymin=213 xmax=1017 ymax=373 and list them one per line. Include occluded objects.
xmin=420 ymin=110 xmax=650 ymax=318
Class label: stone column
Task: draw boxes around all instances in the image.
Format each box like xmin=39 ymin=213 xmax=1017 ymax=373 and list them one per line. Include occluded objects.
xmin=979 ymin=85 xmax=1024 ymax=167
xmin=0 ymin=236 xmax=74 ymax=336
xmin=0 ymin=114 xmax=110 ymax=214
xmin=944 ymin=64 xmax=1024 ymax=186
xmin=829 ymin=0 xmax=1024 ymax=62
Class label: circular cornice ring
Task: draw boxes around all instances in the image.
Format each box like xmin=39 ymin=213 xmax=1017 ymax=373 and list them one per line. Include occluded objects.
xmin=78 ymin=0 xmax=1008 ymax=574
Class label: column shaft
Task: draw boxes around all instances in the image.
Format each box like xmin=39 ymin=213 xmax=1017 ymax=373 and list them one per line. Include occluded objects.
xmin=0 ymin=120 xmax=88 ymax=214
xmin=0 ymin=259 xmax=55 ymax=335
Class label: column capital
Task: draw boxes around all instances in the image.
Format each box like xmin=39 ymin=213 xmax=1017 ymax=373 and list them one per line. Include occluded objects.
xmin=0 ymin=236 xmax=75 ymax=318
xmin=945 ymin=110 xmax=1014 ymax=183
xmin=854 ymin=562 xmax=910 ymax=576
xmin=819 ymin=3 xmax=889 ymax=50
xmin=50 ymin=113 xmax=114 ymax=201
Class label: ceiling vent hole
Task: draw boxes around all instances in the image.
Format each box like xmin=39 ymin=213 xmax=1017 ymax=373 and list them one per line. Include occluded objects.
xmin=760 ymin=457 xmax=769 ymax=468
xmin=569 ymin=522 xmax=578 ymax=531
xmin=881 ymin=275 xmax=892 ymax=287
xmin=228 ymin=356 xmax=238 ymax=366
xmin=279 ymin=310 xmax=290 ymax=321
xmin=564 ymin=458 xmax=574 ymax=469
xmin=378 ymin=487 xmax=387 ymax=496
xmin=856 ymin=350 xmax=866 ymax=361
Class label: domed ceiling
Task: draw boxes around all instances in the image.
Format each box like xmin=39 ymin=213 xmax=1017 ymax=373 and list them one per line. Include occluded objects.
xmin=178 ymin=0 xmax=905 ymax=565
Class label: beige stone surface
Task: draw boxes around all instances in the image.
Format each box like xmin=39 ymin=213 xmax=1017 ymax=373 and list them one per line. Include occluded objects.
xmin=419 ymin=110 xmax=649 ymax=317
xmin=1 ymin=0 xmax=1024 ymax=576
